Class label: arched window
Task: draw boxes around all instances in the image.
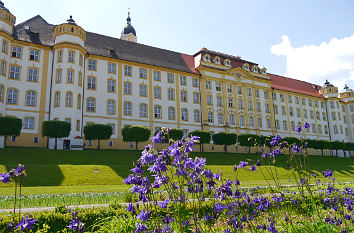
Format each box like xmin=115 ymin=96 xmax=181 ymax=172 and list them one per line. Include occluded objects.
xmin=54 ymin=91 xmax=60 ymax=107
xmin=229 ymin=114 xmax=235 ymax=125
xmin=124 ymin=102 xmax=132 ymax=115
xmin=107 ymin=99 xmax=115 ymax=114
xmin=194 ymin=110 xmax=200 ymax=122
xmin=208 ymin=112 xmax=213 ymax=123
xmin=168 ymin=107 xmax=175 ymax=120
xmin=249 ymin=116 xmax=254 ymax=128
xmin=239 ymin=115 xmax=245 ymax=127
xmin=139 ymin=103 xmax=148 ymax=117
xmin=217 ymin=113 xmax=223 ymax=124
xmin=87 ymin=97 xmax=96 ymax=112
xmin=65 ymin=91 xmax=73 ymax=107
xmin=181 ymin=108 xmax=188 ymax=121
xmin=25 ymin=90 xmax=36 ymax=106
xmin=0 ymin=84 xmax=4 ymax=102
xmin=154 ymin=105 xmax=162 ymax=118
xmin=318 ymin=124 xmax=322 ymax=134
xmin=77 ymin=94 xmax=81 ymax=109
xmin=7 ymin=88 xmax=18 ymax=104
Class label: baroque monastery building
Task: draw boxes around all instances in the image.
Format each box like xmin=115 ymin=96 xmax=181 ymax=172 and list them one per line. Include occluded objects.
xmin=0 ymin=1 xmax=353 ymax=151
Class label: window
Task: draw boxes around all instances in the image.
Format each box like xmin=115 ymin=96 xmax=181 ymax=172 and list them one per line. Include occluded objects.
xmin=330 ymin=101 xmax=334 ymax=109
xmin=139 ymin=104 xmax=148 ymax=117
xmin=193 ymin=92 xmax=200 ymax=104
xmin=342 ymin=105 xmax=345 ymax=112
xmin=78 ymin=72 xmax=82 ymax=86
xmin=295 ymin=97 xmax=299 ymax=104
xmin=256 ymin=102 xmax=261 ymax=112
xmin=283 ymin=120 xmax=288 ymax=130
xmin=312 ymin=124 xmax=316 ymax=134
xmin=107 ymin=100 xmax=115 ymax=114
xmin=217 ymin=113 xmax=223 ymax=124
xmin=154 ymin=105 xmax=162 ymax=118
xmin=333 ymin=125 xmax=338 ymax=134
xmin=324 ymin=125 xmax=328 ymax=134
xmin=247 ymin=88 xmax=252 ymax=96
xmin=107 ymin=79 xmax=116 ymax=92
xmin=302 ymin=98 xmax=306 ymax=106
xmin=264 ymin=91 xmax=269 ymax=99
xmin=192 ymin=78 xmax=198 ymax=87
xmin=54 ymin=92 xmax=60 ymax=107
xmin=124 ymin=82 xmax=132 ymax=95
xmin=30 ymin=49 xmax=40 ymax=61
xmin=108 ymin=124 xmax=115 ymax=135
xmin=88 ymin=140 xmax=92 ymax=146
xmin=154 ymin=71 xmax=160 ymax=81
xmin=249 ymin=116 xmax=254 ymax=128
xmin=180 ymin=90 xmax=187 ymax=102
xmin=68 ymin=50 xmax=75 ymax=63
xmin=229 ymin=114 xmax=235 ymax=125
xmin=79 ymin=54 xmax=83 ymax=67
xmin=289 ymin=107 xmax=293 ymax=116
xmin=266 ymin=118 xmax=271 ymax=129
xmin=280 ymin=94 xmax=284 ymax=102
xmin=322 ymin=112 xmax=326 ymax=121
xmin=167 ymin=73 xmax=174 ymax=83
xmin=248 ymin=101 xmax=253 ymax=111
xmin=33 ymin=137 xmax=39 ymax=143
xmin=207 ymin=95 xmax=212 ymax=105
xmin=273 ymin=93 xmax=277 ymax=101
xmin=140 ymin=68 xmax=147 ymax=79
xmin=168 ymin=107 xmax=175 ymax=120
xmin=288 ymin=95 xmax=292 ymax=103
xmin=11 ymin=46 xmax=22 ymax=58
xmin=216 ymin=82 xmax=221 ymax=91
xmin=237 ymin=86 xmax=242 ymax=95
xmin=181 ymin=108 xmax=188 ymax=121
xmin=303 ymin=109 xmax=308 ymax=118
xmin=238 ymin=99 xmax=243 ymax=109
xmin=315 ymin=100 xmax=318 ymax=107
xmin=65 ymin=92 xmax=73 ymax=107
xmin=350 ymin=105 xmax=354 ymax=112
xmin=338 ymin=112 xmax=341 ymax=121
xmin=88 ymin=60 xmax=97 ymax=71
xmin=255 ymin=89 xmax=259 ymax=98
xmin=345 ymin=128 xmax=349 ymax=136
xmin=308 ymin=99 xmax=312 ymax=107
xmin=291 ymin=121 xmax=295 ymax=130
xmin=87 ymin=77 xmax=96 ymax=90
xmin=2 ymin=40 xmax=8 ymax=53
xmin=57 ymin=50 xmax=63 ymax=62
xmin=344 ymin=115 xmax=347 ymax=123
xmin=124 ymin=102 xmax=132 ymax=115
xmin=0 ymin=60 xmax=6 ymax=76
xmin=228 ymin=97 xmax=234 ymax=107
xmin=108 ymin=63 xmax=116 ymax=74
xmin=208 ymin=112 xmax=213 ymax=123
xmin=24 ymin=118 xmax=34 ymax=129
xmin=25 ymin=91 xmax=36 ymax=106
xmin=168 ymin=89 xmax=175 ymax=100
xmin=67 ymin=69 xmax=74 ymax=83
xmin=56 ymin=69 xmax=62 ymax=83
xmin=0 ymin=85 xmax=3 ymax=102
xmin=310 ymin=110 xmax=314 ymax=119
xmin=275 ymin=120 xmax=280 ymax=129
xmin=217 ymin=96 xmax=222 ymax=106
xmin=27 ymin=68 xmax=38 ymax=82
xmin=281 ymin=106 xmax=286 ymax=115
xmin=7 ymin=89 xmax=18 ymax=104
xmin=154 ymin=86 xmax=161 ymax=98
xmin=65 ymin=118 xmax=71 ymax=124
xmin=194 ymin=110 xmax=200 ymax=122
xmin=227 ymin=84 xmax=232 ymax=93
xmin=296 ymin=108 xmax=301 ymax=117
xmin=9 ymin=65 xmax=20 ymax=79
xmin=316 ymin=111 xmax=320 ymax=120
xmin=265 ymin=103 xmax=270 ymax=113
xmin=180 ymin=76 xmax=186 ymax=85
xmin=332 ymin=112 xmax=336 ymax=120
xmin=321 ymin=102 xmax=325 ymax=109
xmin=77 ymin=94 xmax=81 ymax=110
xmin=239 ymin=115 xmax=245 ymax=126
xmin=274 ymin=105 xmax=279 ymax=114
xmin=87 ymin=98 xmax=95 ymax=112
xmin=258 ymin=117 xmax=262 ymax=128
xmin=139 ymin=84 xmax=147 ymax=97
xmin=206 ymin=81 xmax=211 ymax=89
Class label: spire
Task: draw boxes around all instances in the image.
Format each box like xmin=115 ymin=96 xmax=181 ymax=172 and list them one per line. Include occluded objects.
xmin=67 ymin=15 xmax=77 ymax=25
xmin=127 ymin=9 xmax=131 ymax=24
xmin=121 ymin=9 xmax=137 ymax=42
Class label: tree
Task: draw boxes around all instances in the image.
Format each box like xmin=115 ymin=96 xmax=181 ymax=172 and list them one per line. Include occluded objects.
xmin=282 ymin=137 xmax=301 ymax=146
xmin=122 ymin=125 xmax=151 ymax=150
xmin=327 ymin=141 xmax=342 ymax=157
xmin=154 ymin=128 xmax=184 ymax=143
xmin=212 ymin=132 xmax=237 ymax=153
xmin=259 ymin=135 xmax=274 ymax=152
xmin=0 ymin=116 xmax=22 ymax=148
xmin=188 ymin=130 xmax=210 ymax=152
xmin=84 ymin=124 xmax=112 ymax=149
xmin=42 ymin=120 xmax=71 ymax=150
xmin=345 ymin=142 xmax=354 ymax=157
xmin=238 ymin=134 xmax=259 ymax=154
xmin=337 ymin=141 xmax=347 ymax=157
xmin=316 ymin=140 xmax=328 ymax=156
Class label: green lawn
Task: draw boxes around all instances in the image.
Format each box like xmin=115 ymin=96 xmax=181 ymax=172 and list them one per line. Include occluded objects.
xmin=0 ymin=148 xmax=353 ymax=195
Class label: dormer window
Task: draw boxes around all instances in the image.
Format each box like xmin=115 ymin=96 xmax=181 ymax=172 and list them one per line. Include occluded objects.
xmin=213 ymin=56 xmax=221 ymax=64
xmin=224 ymin=59 xmax=231 ymax=67
xmin=242 ymin=63 xmax=249 ymax=71
xmin=260 ymin=67 xmax=267 ymax=74
xmin=202 ymin=54 xmax=211 ymax=62
xmin=251 ymin=65 xmax=258 ymax=73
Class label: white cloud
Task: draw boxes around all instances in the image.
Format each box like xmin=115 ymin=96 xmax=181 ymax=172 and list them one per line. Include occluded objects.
xmin=271 ymin=34 xmax=354 ymax=91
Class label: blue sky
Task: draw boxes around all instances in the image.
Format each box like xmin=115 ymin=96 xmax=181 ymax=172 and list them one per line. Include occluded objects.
xmin=7 ymin=0 xmax=354 ymax=89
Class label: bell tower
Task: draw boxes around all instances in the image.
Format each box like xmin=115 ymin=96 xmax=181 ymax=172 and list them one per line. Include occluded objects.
xmin=121 ymin=11 xmax=137 ymax=42
xmin=0 ymin=1 xmax=15 ymax=35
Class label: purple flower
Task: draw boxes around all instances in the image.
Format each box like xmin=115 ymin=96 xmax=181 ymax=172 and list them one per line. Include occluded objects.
xmin=137 ymin=210 xmax=149 ymax=222
xmin=153 ymin=131 xmax=164 ymax=144
xmin=303 ymin=122 xmax=311 ymax=129
xmin=250 ymin=165 xmax=256 ymax=171
xmin=135 ymin=223 xmax=147 ymax=232
xmin=292 ymin=144 xmax=301 ymax=153
xmin=323 ymin=169 xmax=333 ymax=177
xmin=0 ymin=172 xmax=11 ymax=183
xmin=295 ymin=125 xmax=302 ymax=133
xmin=214 ymin=203 xmax=225 ymax=212
xmin=15 ymin=217 xmax=37 ymax=231
xmin=15 ymin=164 xmax=25 ymax=177
xmin=131 ymin=164 xmax=144 ymax=174
xmin=256 ymin=160 xmax=261 ymax=166
xmin=162 ymin=215 xmax=174 ymax=224
xmin=272 ymin=135 xmax=281 ymax=142
xmin=238 ymin=161 xmax=248 ymax=168
xmin=261 ymin=153 xmax=267 ymax=158
xmin=127 ymin=203 xmax=136 ymax=213
xmin=159 ymin=199 xmax=169 ymax=209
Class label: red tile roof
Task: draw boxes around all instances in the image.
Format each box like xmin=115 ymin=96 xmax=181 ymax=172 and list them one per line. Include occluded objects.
xmin=180 ymin=53 xmax=199 ymax=74
xmin=269 ymin=73 xmax=324 ymax=98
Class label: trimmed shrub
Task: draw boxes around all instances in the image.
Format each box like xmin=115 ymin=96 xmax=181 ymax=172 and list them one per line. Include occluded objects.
xmin=122 ymin=125 xmax=151 ymax=150
xmin=42 ymin=120 xmax=70 ymax=150
xmin=212 ymin=132 xmax=237 ymax=153
xmin=84 ymin=124 xmax=113 ymax=149
xmin=189 ymin=130 xmax=211 ymax=152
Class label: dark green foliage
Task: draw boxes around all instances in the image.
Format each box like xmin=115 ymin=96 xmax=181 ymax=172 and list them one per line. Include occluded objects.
xmin=189 ymin=130 xmax=211 ymax=152
xmin=316 ymin=140 xmax=328 ymax=156
xmin=42 ymin=120 xmax=71 ymax=150
xmin=238 ymin=134 xmax=259 ymax=154
xmin=121 ymin=125 xmax=151 ymax=150
xmin=259 ymin=135 xmax=274 ymax=150
xmin=327 ymin=141 xmax=342 ymax=157
xmin=84 ymin=124 xmax=113 ymax=149
xmin=344 ymin=142 xmax=354 ymax=157
xmin=212 ymin=132 xmax=237 ymax=153
xmin=154 ymin=128 xmax=184 ymax=142
xmin=0 ymin=116 xmax=22 ymax=148
xmin=282 ymin=137 xmax=301 ymax=145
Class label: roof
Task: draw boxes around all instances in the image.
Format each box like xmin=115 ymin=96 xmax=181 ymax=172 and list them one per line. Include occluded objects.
xmin=13 ymin=15 xmax=199 ymax=75
xmin=269 ymin=73 xmax=324 ymax=98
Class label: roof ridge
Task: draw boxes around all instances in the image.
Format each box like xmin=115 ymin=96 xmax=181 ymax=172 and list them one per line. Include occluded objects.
xmin=15 ymin=15 xmax=50 ymax=27
xmin=269 ymin=73 xmax=321 ymax=87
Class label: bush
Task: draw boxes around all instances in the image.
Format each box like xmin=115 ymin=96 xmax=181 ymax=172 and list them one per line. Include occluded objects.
xmin=121 ymin=125 xmax=151 ymax=150
xmin=84 ymin=124 xmax=113 ymax=149
xmin=0 ymin=116 xmax=22 ymax=147
xmin=238 ymin=134 xmax=259 ymax=154
xmin=42 ymin=120 xmax=71 ymax=150
xmin=189 ymin=130 xmax=210 ymax=152
xmin=212 ymin=132 xmax=237 ymax=153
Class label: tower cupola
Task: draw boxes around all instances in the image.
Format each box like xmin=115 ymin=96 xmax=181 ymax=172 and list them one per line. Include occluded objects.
xmin=0 ymin=1 xmax=15 ymax=35
xmin=339 ymin=84 xmax=354 ymax=102
xmin=121 ymin=11 xmax=137 ymax=42
xmin=319 ymin=79 xmax=338 ymax=98
xmin=53 ymin=16 xmax=86 ymax=47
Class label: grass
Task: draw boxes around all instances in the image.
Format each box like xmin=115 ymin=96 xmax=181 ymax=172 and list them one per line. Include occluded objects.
xmin=0 ymin=147 xmax=353 ymax=196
